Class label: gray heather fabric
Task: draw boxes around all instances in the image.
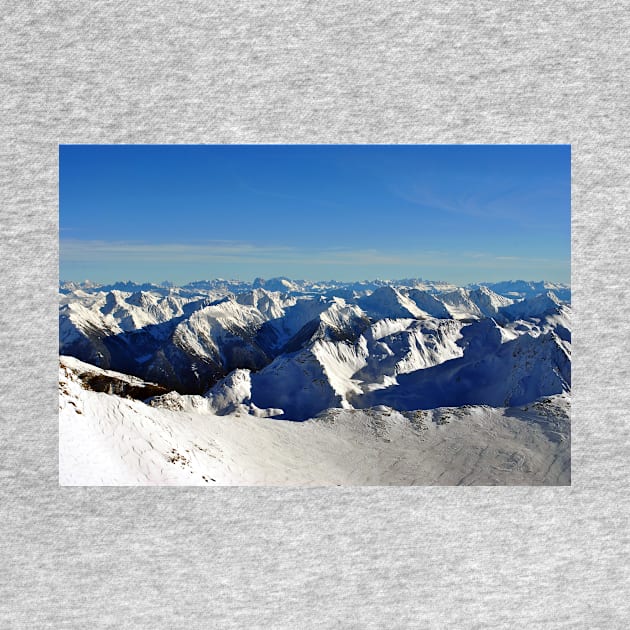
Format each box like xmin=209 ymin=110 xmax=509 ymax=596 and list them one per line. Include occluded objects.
xmin=1 ymin=2 xmax=629 ymax=628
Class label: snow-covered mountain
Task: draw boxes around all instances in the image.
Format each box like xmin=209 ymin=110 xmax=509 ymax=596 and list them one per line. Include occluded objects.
xmin=59 ymin=278 xmax=571 ymax=485
xmin=60 ymin=279 xmax=570 ymax=407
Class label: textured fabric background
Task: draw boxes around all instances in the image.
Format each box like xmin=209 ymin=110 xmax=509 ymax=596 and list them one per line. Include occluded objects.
xmin=1 ymin=2 xmax=629 ymax=627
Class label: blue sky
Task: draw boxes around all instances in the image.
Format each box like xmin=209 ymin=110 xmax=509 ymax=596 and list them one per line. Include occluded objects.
xmin=59 ymin=144 xmax=570 ymax=284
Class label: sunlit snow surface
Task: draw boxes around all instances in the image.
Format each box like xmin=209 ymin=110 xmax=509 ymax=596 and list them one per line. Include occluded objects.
xmin=59 ymin=279 xmax=571 ymax=485
xmin=59 ymin=357 xmax=569 ymax=485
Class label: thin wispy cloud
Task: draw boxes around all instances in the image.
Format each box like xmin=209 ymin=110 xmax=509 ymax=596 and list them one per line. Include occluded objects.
xmin=390 ymin=174 xmax=564 ymax=226
xmin=61 ymin=239 xmax=400 ymax=265
xmin=60 ymin=239 xmax=566 ymax=270
xmin=61 ymin=239 xmax=294 ymax=265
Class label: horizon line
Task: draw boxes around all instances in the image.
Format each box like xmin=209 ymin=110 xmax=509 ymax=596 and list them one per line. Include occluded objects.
xmin=60 ymin=276 xmax=571 ymax=286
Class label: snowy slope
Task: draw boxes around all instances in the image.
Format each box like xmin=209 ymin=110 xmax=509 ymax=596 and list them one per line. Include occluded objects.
xmin=358 ymin=286 xmax=429 ymax=319
xmin=358 ymin=318 xmax=466 ymax=383
xmin=406 ymin=289 xmax=452 ymax=318
xmin=438 ymin=286 xmax=513 ymax=320
xmin=361 ymin=323 xmax=570 ymax=410
xmin=60 ymin=356 xmax=570 ymax=486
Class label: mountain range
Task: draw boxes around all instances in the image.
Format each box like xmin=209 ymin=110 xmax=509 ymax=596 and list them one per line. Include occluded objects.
xmin=60 ymin=278 xmax=570 ymax=414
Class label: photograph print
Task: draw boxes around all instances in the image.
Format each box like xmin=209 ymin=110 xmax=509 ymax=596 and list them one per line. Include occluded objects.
xmin=59 ymin=144 xmax=571 ymax=485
